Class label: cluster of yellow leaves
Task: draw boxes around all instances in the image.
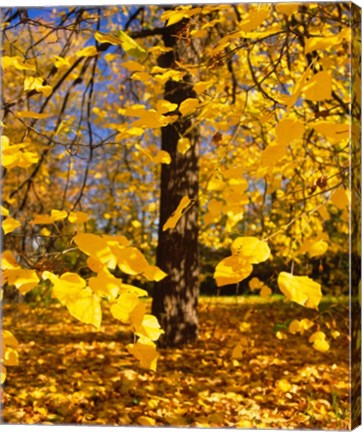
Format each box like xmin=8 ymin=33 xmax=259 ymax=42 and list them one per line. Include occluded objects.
xmin=214 ymin=237 xmax=270 ymax=287
xmin=1 ymin=330 xmax=19 ymax=384
xmin=1 ymin=135 xmax=39 ymax=170
xmin=64 ymin=232 xmax=166 ymax=370
xmin=248 ymin=277 xmax=272 ymax=297
xmin=2 ymin=251 xmax=40 ymax=295
xmin=30 ymin=209 xmax=89 ymax=225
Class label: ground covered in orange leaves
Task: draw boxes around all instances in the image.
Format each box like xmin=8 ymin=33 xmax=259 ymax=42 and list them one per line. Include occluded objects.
xmin=2 ymin=296 xmax=350 ymax=429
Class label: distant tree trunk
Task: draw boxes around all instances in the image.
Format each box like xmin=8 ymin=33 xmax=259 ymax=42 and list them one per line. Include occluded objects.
xmin=152 ymin=23 xmax=200 ymax=347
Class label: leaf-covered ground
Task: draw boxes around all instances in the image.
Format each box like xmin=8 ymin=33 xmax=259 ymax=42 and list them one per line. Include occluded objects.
xmin=2 ymin=296 xmax=350 ymax=429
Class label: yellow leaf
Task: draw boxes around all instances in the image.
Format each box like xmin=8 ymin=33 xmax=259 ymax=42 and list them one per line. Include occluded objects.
xmin=313 ymin=338 xmax=330 ymax=352
xmin=67 ymin=288 xmax=102 ymax=329
xmin=313 ymin=122 xmax=349 ymax=143
xmin=162 ymin=196 xmax=192 ymax=231
xmin=88 ymin=269 xmax=121 ymax=300
xmin=277 ymin=272 xmax=322 ymax=309
xmin=110 ymin=293 xmax=143 ymax=324
xmin=2 ymin=217 xmax=21 ymax=234
xmin=299 ymin=318 xmax=314 ymax=333
xmin=75 ymin=46 xmax=98 ymax=57
xmin=68 ymin=211 xmax=90 ymax=224
xmin=119 ymin=283 xmax=148 ymax=297
xmin=239 ymin=8 xmax=269 ymax=32
xmin=3 ymin=330 xmax=19 ymax=348
xmin=304 ymin=30 xmax=347 ymax=55
xmin=94 ymin=31 xmax=121 ymax=45
xmin=275 ymin=3 xmax=299 ymax=16
xmin=260 ymin=144 xmax=288 ymax=167
xmin=135 ymin=314 xmax=164 ymax=341
xmin=117 ymin=30 xmax=147 ymax=60
xmin=136 ymin=416 xmax=156 ymax=426
xmin=53 ymin=56 xmax=72 ymax=69
xmin=307 ymin=239 xmax=328 ymax=258
xmin=115 ymin=246 xmax=149 ymax=275
xmin=122 ymin=60 xmax=145 ymax=72
xmin=142 ymin=265 xmax=167 ymax=282
xmin=0 ymin=365 xmax=6 ymax=384
xmin=73 ymin=233 xmax=116 ymax=268
xmin=153 ymin=150 xmax=171 ymax=164
xmin=1 ymin=206 xmax=9 ymax=216
xmin=179 ymin=98 xmax=199 ymax=116
xmin=3 ymin=347 xmax=19 ymax=366
xmin=303 ymin=71 xmax=332 ymax=102
xmin=50 ymin=209 xmax=68 ymax=221
xmin=156 ymin=99 xmax=178 ymax=114
xmin=276 ymin=119 xmax=304 ymax=146
xmin=331 ymin=187 xmax=350 ymax=210
xmin=277 ymin=379 xmax=292 ymax=393
xmin=126 ymin=338 xmax=159 ymax=371
xmin=260 ymin=285 xmax=272 ymax=297
xmin=30 ymin=214 xmax=55 ymax=225
xmin=43 ymin=271 xmax=85 ymax=304
xmin=1 ymin=251 xmax=19 ymax=270
xmin=177 ymin=137 xmax=191 ymax=155
xmin=1 ymin=55 xmax=35 ymax=71
xmin=231 ymin=344 xmax=243 ymax=359
xmin=249 ymin=277 xmax=264 ymax=291
xmin=24 ymin=76 xmax=43 ymax=92
xmin=288 ymin=320 xmax=301 ymax=334
xmin=214 ymin=256 xmax=253 ymax=287
xmin=16 ymin=111 xmax=53 ymax=119
xmin=4 ymin=268 xmax=39 ymax=294
xmin=231 ymin=237 xmax=270 ymax=263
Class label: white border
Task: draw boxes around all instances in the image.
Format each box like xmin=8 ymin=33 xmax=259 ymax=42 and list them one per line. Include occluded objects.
xmin=1 ymin=1 xmax=361 ymax=432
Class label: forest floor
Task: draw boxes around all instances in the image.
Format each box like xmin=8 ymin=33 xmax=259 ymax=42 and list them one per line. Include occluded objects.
xmin=2 ymin=296 xmax=351 ymax=429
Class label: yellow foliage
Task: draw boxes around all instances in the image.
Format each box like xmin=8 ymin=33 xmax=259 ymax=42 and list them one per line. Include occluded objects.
xmin=214 ymin=256 xmax=253 ymax=287
xmin=231 ymin=237 xmax=271 ymax=263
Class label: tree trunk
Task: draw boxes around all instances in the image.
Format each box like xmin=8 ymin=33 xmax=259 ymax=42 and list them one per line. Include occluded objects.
xmin=152 ymin=25 xmax=200 ymax=347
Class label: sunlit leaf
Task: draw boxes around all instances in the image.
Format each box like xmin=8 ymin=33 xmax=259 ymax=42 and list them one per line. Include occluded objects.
xmin=313 ymin=122 xmax=349 ymax=142
xmin=135 ymin=314 xmax=164 ymax=341
xmin=16 ymin=111 xmax=53 ymax=119
xmin=67 ymin=288 xmax=102 ymax=329
xmin=304 ymin=71 xmax=332 ymax=101
xmin=276 ymin=118 xmax=304 ymax=146
xmin=331 ymin=187 xmax=350 ymax=210
xmin=75 ymin=46 xmax=98 ymax=57
xmin=163 ymin=196 xmax=192 ymax=231
xmin=73 ymin=233 xmax=116 ymax=268
xmin=277 ymin=272 xmax=322 ymax=309
xmin=231 ymin=237 xmax=271 ymax=263
xmin=177 ymin=137 xmax=191 ymax=155
xmin=238 ymin=7 xmax=269 ymax=32
xmin=153 ymin=150 xmax=171 ymax=164
xmin=117 ymin=30 xmax=147 ymax=60
xmin=110 ymin=292 xmax=143 ymax=324
xmin=68 ymin=211 xmax=90 ymax=224
xmin=142 ymin=265 xmax=167 ymax=282
xmin=277 ymin=379 xmax=292 ymax=392
xmin=275 ymin=3 xmax=299 ymax=16
xmin=126 ymin=337 xmax=159 ymax=371
xmin=179 ymin=98 xmax=199 ymax=116
xmin=2 ymin=217 xmax=21 ymax=235
xmin=309 ymin=331 xmax=329 ymax=352
xmin=304 ymin=29 xmax=349 ymax=54
xmin=4 ymin=268 xmax=39 ymax=294
xmin=3 ymin=347 xmax=19 ymax=366
xmin=214 ymin=256 xmax=253 ymax=287
xmin=88 ymin=269 xmax=122 ymax=300
xmin=1 ymin=55 xmax=35 ymax=71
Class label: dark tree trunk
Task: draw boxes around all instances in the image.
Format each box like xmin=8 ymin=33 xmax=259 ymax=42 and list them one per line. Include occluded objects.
xmin=152 ymin=24 xmax=200 ymax=347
